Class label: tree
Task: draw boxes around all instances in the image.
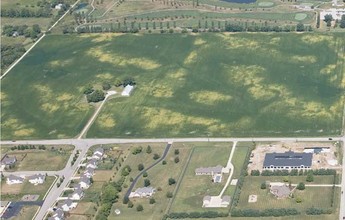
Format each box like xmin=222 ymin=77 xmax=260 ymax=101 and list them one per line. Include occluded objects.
xmin=295 ymin=197 xmax=302 ymax=203
xmin=83 ymin=84 xmax=94 ymax=94
xmin=102 ymin=82 xmax=111 ymax=90
xmin=138 ymin=163 xmax=144 ymax=171
xmin=149 ymin=198 xmax=156 ymax=204
xmin=162 ymin=160 xmax=167 ymax=165
xmin=144 ymin=179 xmax=151 ymax=187
xmin=296 ymin=23 xmax=304 ymax=32
xmin=146 ymin=145 xmax=152 ymax=154
xmin=340 ymin=15 xmax=345 ymax=28
xmin=143 ymin=172 xmax=148 ymax=177
xmin=168 ymin=178 xmax=176 ymax=185
xmin=127 ymin=201 xmax=134 ymax=208
xmin=153 ymin=154 xmax=160 ymax=160
xmin=174 ymin=157 xmax=180 ymax=163
xmin=260 ymin=182 xmax=266 ymax=189
xmin=174 ymin=149 xmax=179 ymax=155
xmin=166 ymin=192 xmax=173 ymax=198
xmin=306 ymin=173 xmax=314 ymax=182
xmin=136 ymin=204 xmax=144 ymax=212
xmin=296 ymin=182 xmax=305 ymax=190
xmin=87 ymin=90 xmax=105 ymax=103
xmin=324 ymin=14 xmax=333 ymax=23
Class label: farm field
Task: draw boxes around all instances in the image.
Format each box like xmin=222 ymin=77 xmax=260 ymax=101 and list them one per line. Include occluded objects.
xmin=1 ymin=33 xmax=344 ymax=140
xmin=170 ymin=143 xmax=232 ymax=213
xmin=3 ymin=145 xmax=74 ymax=171
xmin=1 ymin=176 xmax=55 ymax=201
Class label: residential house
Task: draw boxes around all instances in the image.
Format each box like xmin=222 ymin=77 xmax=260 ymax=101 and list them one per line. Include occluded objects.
xmin=6 ymin=175 xmax=24 ymax=185
xmin=195 ymin=165 xmax=223 ymax=175
xmin=121 ymin=85 xmax=134 ymax=96
xmin=269 ymin=182 xmax=292 ymax=199
xmin=1 ymin=156 xmax=16 ymax=166
xmin=71 ymin=187 xmax=84 ymax=200
xmin=83 ymin=167 xmax=95 ymax=178
xmin=202 ymin=196 xmax=211 ymax=207
xmin=92 ymin=148 xmax=104 ymax=160
xmin=61 ymin=199 xmax=77 ymax=212
xmin=54 ymin=3 xmax=63 ymax=10
xmin=79 ymin=175 xmax=91 ymax=189
xmin=86 ymin=159 xmax=98 ymax=169
xmin=220 ymin=196 xmax=231 ymax=207
xmin=263 ymin=151 xmax=313 ymax=170
xmin=48 ymin=208 xmax=64 ymax=220
xmin=28 ymin=174 xmax=46 ymax=185
xmin=129 ymin=187 xmax=156 ymax=198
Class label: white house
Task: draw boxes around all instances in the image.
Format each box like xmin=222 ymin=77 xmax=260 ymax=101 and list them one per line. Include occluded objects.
xmin=61 ymin=199 xmax=77 ymax=212
xmin=54 ymin=3 xmax=63 ymax=10
xmin=28 ymin=174 xmax=46 ymax=185
xmin=129 ymin=187 xmax=155 ymax=198
xmin=86 ymin=159 xmax=98 ymax=169
xmin=79 ymin=176 xmax=91 ymax=189
xmin=92 ymin=148 xmax=104 ymax=160
xmin=6 ymin=175 xmax=24 ymax=185
xmin=121 ymin=85 xmax=134 ymax=96
xmin=71 ymin=187 xmax=84 ymax=200
xmin=48 ymin=208 xmax=64 ymax=220
xmin=83 ymin=167 xmax=95 ymax=178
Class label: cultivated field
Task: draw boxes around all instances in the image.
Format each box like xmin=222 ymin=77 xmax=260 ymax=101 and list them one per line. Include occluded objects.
xmin=1 ymin=33 xmax=344 ymax=139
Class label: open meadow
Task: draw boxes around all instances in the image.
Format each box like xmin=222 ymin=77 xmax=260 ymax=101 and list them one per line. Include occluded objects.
xmin=1 ymin=33 xmax=344 ymax=139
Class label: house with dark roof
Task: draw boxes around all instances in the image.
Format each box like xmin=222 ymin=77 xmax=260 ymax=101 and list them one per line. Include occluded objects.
xmin=6 ymin=175 xmax=24 ymax=185
xmin=1 ymin=156 xmax=17 ymax=166
xmin=83 ymin=167 xmax=95 ymax=178
xmin=79 ymin=175 xmax=91 ymax=189
xmin=61 ymin=198 xmax=77 ymax=212
xmin=86 ymin=159 xmax=98 ymax=169
xmin=71 ymin=187 xmax=84 ymax=200
xmin=48 ymin=208 xmax=64 ymax=220
xmin=263 ymin=151 xmax=313 ymax=170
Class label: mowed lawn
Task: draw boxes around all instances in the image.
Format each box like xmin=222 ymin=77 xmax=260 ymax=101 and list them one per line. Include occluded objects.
xmin=1 ymin=176 xmax=55 ymax=201
xmin=170 ymin=143 xmax=232 ymax=212
xmin=11 ymin=205 xmax=39 ymax=220
xmin=109 ymin=143 xmax=191 ymax=220
xmin=1 ymin=33 xmax=344 ymax=139
xmin=238 ymin=176 xmax=337 ymax=211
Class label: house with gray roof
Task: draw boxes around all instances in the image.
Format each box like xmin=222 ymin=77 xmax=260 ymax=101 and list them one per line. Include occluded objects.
xmin=92 ymin=148 xmax=104 ymax=160
xmin=195 ymin=165 xmax=223 ymax=175
xmin=48 ymin=208 xmax=64 ymax=220
xmin=6 ymin=175 xmax=24 ymax=185
xmin=79 ymin=175 xmax=91 ymax=189
xmin=28 ymin=174 xmax=46 ymax=185
xmin=263 ymin=151 xmax=313 ymax=170
xmin=129 ymin=187 xmax=155 ymax=198
xmin=83 ymin=167 xmax=95 ymax=178
xmin=86 ymin=159 xmax=98 ymax=169
xmin=71 ymin=187 xmax=84 ymax=200
xmin=61 ymin=198 xmax=77 ymax=212
xmin=1 ymin=156 xmax=17 ymax=166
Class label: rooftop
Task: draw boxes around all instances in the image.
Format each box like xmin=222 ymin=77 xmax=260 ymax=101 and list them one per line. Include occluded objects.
xmin=263 ymin=151 xmax=312 ymax=167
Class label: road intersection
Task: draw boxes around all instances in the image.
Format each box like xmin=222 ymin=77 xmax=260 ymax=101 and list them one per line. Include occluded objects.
xmin=1 ymin=136 xmax=344 ymax=219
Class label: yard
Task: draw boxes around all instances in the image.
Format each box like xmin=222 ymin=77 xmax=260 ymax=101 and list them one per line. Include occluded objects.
xmin=1 ymin=33 xmax=344 ymax=140
xmin=237 ymin=176 xmax=338 ymax=212
xmin=108 ymin=142 xmax=192 ymax=220
xmin=170 ymin=143 xmax=232 ymax=213
xmin=11 ymin=205 xmax=39 ymax=220
xmin=4 ymin=145 xmax=74 ymax=171
xmin=1 ymin=176 xmax=55 ymax=201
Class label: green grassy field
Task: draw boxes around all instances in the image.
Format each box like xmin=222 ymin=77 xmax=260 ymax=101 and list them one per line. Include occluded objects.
xmin=238 ymin=176 xmax=337 ymax=211
xmin=12 ymin=205 xmax=39 ymax=220
xmin=1 ymin=33 xmax=344 ymax=139
xmin=170 ymin=143 xmax=232 ymax=212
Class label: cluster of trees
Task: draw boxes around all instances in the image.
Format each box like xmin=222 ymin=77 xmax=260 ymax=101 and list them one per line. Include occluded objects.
xmin=164 ymin=211 xmax=228 ymax=219
xmin=10 ymin=145 xmax=46 ymax=150
xmin=1 ymin=44 xmax=26 ymax=71
xmin=95 ymin=179 xmax=124 ymax=220
xmin=86 ymin=90 xmax=105 ymax=103
xmin=57 ymin=175 xmax=65 ymax=187
xmin=121 ymin=165 xmax=132 ymax=176
xmin=251 ymin=169 xmax=336 ymax=176
xmin=71 ymin=150 xmax=79 ymax=166
xmin=1 ymin=7 xmax=51 ymax=18
xmin=306 ymin=207 xmax=332 ymax=215
xmin=231 ymin=208 xmax=300 ymax=217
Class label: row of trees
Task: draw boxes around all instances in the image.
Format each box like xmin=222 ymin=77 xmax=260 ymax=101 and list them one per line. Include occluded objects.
xmin=231 ymin=208 xmax=300 ymax=217
xmin=1 ymin=44 xmax=26 ymax=71
xmin=324 ymin=14 xmax=345 ymax=28
xmin=2 ymin=24 xmax=42 ymax=39
xmin=164 ymin=211 xmax=228 ymax=219
xmin=250 ymin=168 xmax=336 ymax=176
xmin=10 ymin=144 xmax=46 ymax=150
xmin=1 ymin=7 xmax=51 ymax=18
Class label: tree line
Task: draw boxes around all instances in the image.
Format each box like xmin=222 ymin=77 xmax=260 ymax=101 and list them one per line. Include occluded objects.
xmin=2 ymin=24 xmax=41 ymax=39
xmin=1 ymin=44 xmax=26 ymax=72
xmin=250 ymin=169 xmax=336 ymax=176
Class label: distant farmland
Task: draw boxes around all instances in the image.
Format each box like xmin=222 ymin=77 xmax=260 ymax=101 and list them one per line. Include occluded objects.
xmin=1 ymin=33 xmax=344 ymax=139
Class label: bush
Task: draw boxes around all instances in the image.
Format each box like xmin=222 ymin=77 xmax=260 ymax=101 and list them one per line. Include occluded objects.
xmin=143 ymin=172 xmax=148 ymax=177
xmin=102 ymin=82 xmax=111 ymax=90
xmin=306 ymin=207 xmax=332 ymax=215
xmin=166 ymin=192 xmax=173 ymax=198
xmin=153 ymin=154 xmax=160 ymax=160
xmin=174 ymin=157 xmax=180 ymax=163
xmin=87 ymin=90 xmax=105 ymax=103
xmin=83 ymin=84 xmax=94 ymax=94
xmin=144 ymin=179 xmax=151 ymax=187
xmin=306 ymin=173 xmax=314 ymax=182
xmin=168 ymin=178 xmax=176 ymax=185
xmin=174 ymin=149 xmax=179 ymax=155
xmin=260 ymin=182 xmax=266 ymax=189
xmin=149 ymin=198 xmax=156 ymax=204
xmin=138 ymin=163 xmax=144 ymax=171
xmin=132 ymin=146 xmax=143 ymax=155
xmin=296 ymin=182 xmax=305 ymax=190
xmin=296 ymin=197 xmax=302 ymax=203
xmin=127 ymin=201 xmax=133 ymax=208
xmin=146 ymin=145 xmax=152 ymax=154
xmin=136 ymin=204 xmax=144 ymax=212
xmin=251 ymin=170 xmax=260 ymax=176
xmin=162 ymin=160 xmax=167 ymax=165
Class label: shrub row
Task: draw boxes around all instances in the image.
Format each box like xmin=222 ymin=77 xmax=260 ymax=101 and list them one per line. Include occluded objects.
xmin=231 ymin=208 xmax=300 ymax=217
